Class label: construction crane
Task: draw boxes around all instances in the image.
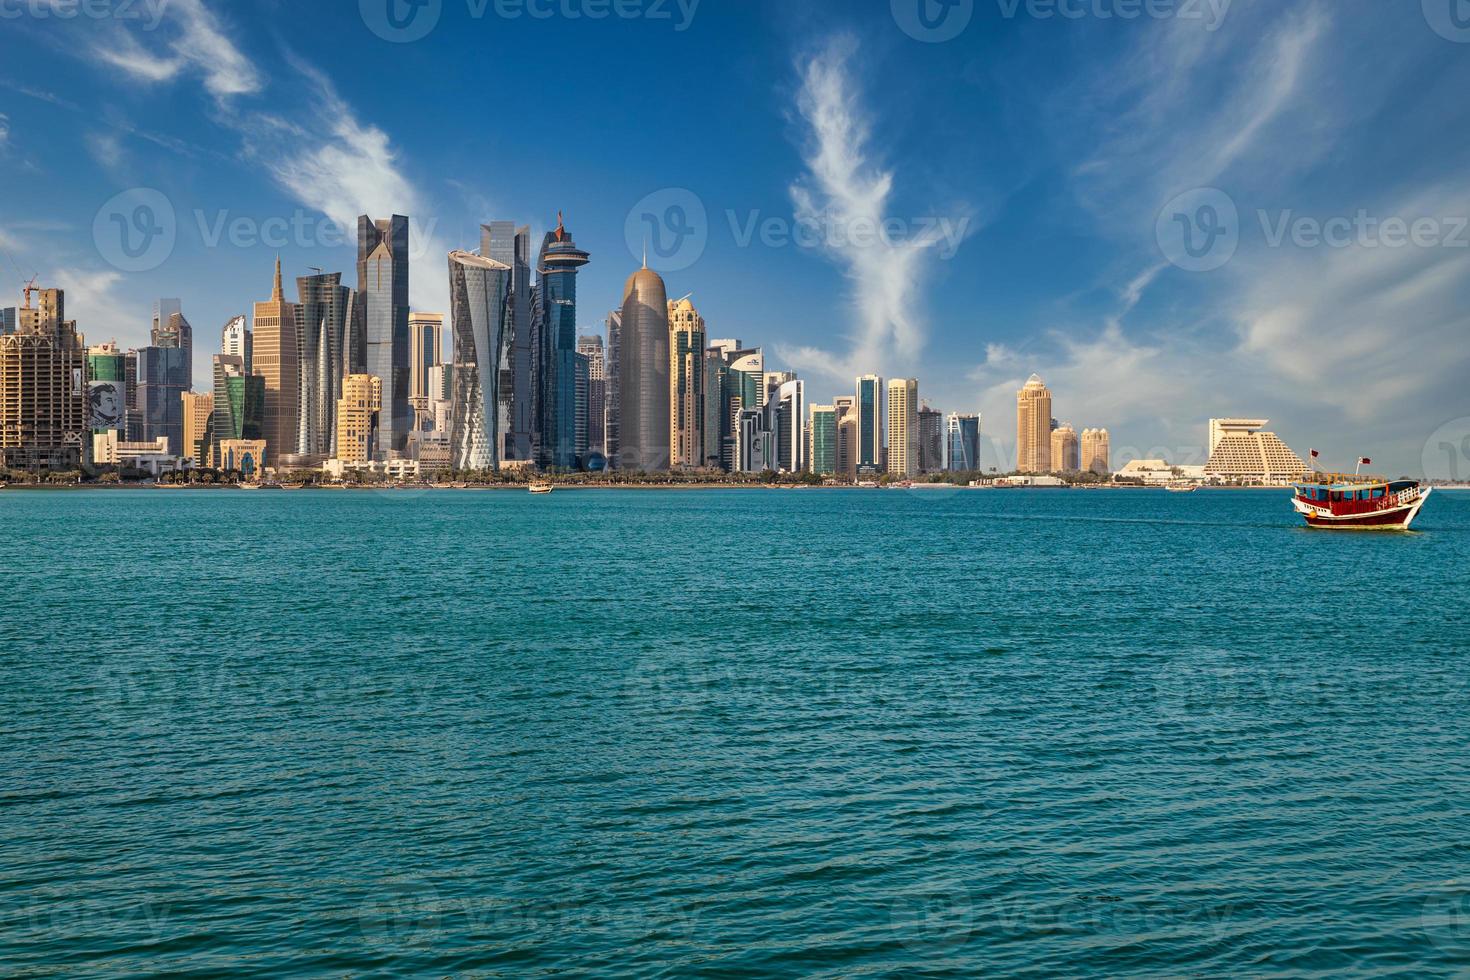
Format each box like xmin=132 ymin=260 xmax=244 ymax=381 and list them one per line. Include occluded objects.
xmin=22 ymin=275 xmax=38 ymax=310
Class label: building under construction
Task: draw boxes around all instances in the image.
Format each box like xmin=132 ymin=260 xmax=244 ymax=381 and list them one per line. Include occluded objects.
xmin=0 ymin=286 xmax=87 ymax=470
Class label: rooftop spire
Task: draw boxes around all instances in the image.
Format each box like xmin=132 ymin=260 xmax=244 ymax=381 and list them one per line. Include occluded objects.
xmin=642 ymin=237 xmax=648 ymax=270
xmin=271 ymin=255 xmax=283 ymax=302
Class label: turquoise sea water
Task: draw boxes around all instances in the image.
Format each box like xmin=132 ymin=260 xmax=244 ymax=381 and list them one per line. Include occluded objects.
xmin=2 ymin=487 xmax=1469 ymax=977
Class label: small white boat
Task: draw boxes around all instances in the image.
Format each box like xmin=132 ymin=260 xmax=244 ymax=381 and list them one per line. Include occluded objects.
xmin=529 ymin=483 xmax=555 ymax=495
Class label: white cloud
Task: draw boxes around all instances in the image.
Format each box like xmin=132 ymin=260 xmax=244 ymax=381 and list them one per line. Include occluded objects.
xmin=0 ymin=113 xmax=9 ymax=146
xmin=777 ymin=35 xmax=972 ymax=386
xmin=90 ymin=0 xmax=260 ymax=102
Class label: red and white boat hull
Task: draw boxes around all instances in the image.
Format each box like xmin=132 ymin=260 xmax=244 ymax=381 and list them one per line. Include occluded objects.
xmin=1292 ymin=487 xmax=1431 ymax=531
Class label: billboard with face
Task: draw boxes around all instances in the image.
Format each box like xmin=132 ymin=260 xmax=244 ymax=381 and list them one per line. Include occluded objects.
xmin=88 ymin=380 xmax=126 ymax=431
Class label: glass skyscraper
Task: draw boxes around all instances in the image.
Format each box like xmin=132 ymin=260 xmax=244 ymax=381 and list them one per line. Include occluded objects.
xmin=947 ymin=413 xmax=981 ymax=472
xmin=211 ymin=354 xmax=265 ymax=467
xmin=357 ymin=214 xmax=411 ymax=457
xmin=533 ymin=214 xmax=590 ymax=470
xmin=447 ymin=250 xmax=511 ymax=472
xmin=135 ymin=344 xmax=189 ymax=455
xmin=151 ymin=298 xmax=192 ymax=395
xmin=481 ymin=222 xmax=532 ymax=461
xmin=810 ymin=404 xmax=837 ymax=476
xmin=856 ymin=374 xmax=883 ymax=471
xmin=296 ymin=272 xmax=353 ymax=460
xmin=618 ymin=260 xmax=670 ymax=472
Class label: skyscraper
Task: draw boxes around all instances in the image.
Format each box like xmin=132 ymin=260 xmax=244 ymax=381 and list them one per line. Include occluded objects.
xmin=296 ymin=272 xmax=353 ymax=461
xmin=181 ymin=391 xmax=213 ymax=466
xmin=151 ymin=298 xmax=192 ymax=395
xmin=0 ymin=307 xmax=15 ymax=335
xmin=1051 ymin=423 xmax=1080 ymax=472
xmin=947 ymin=413 xmax=981 ymax=472
xmin=0 ymin=287 xmax=86 ymax=470
xmin=668 ymin=296 xmax=705 ymax=469
xmin=856 ymin=374 xmax=883 ymax=472
xmin=534 ymin=214 xmax=591 ymax=470
xmin=605 ymin=311 xmax=622 ymax=464
xmin=886 ymin=379 xmax=919 ymax=478
xmin=1016 ymin=374 xmax=1053 ymax=474
xmin=408 ymin=313 xmax=444 ymax=403
xmin=768 ymin=379 xmax=806 ymax=473
xmin=834 ymin=395 xmax=857 ymax=481
xmin=482 ymin=222 xmax=533 ymax=461
xmin=211 ymin=355 xmax=264 ymax=468
xmin=337 ymin=374 xmax=382 ymax=465
xmin=134 ymin=345 xmax=188 ymax=456
xmin=577 ymin=334 xmax=607 ymax=457
xmin=221 ymin=315 xmax=251 ymax=371
xmin=810 ymin=404 xmax=837 ymax=476
xmin=918 ymin=404 xmax=944 ymax=473
xmin=618 ymin=258 xmax=670 ymax=471
xmin=357 ymin=214 xmax=411 ymax=456
xmin=1081 ymin=428 xmax=1111 ymax=476
xmin=446 ymin=250 xmax=511 ymax=472
xmin=252 ymin=258 xmax=300 ymax=466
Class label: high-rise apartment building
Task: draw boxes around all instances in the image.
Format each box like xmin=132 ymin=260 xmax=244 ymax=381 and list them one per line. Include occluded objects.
xmin=833 ymin=395 xmax=857 ymax=481
xmin=357 ymin=214 xmax=411 ymax=456
xmin=408 ymin=313 xmax=444 ymax=403
xmin=810 ymin=404 xmax=837 ymax=476
xmin=337 ymin=374 xmax=382 ymax=465
xmin=668 ymin=296 xmax=705 ymax=469
xmin=618 ymin=260 xmax=670 ymax=471
xmin=297 ymin=272 xmax=354 ymax=461
xmin=576 ymin=335 xmax=607 ymax=457
xmin=0 ymin=287 xmax=86 ymax=469
xmin=918 ymin=404 xmax=944 ymax=473
xmin=1051 ymin=422 xmax=1080 ymax=472
xmin=533 ymin=214 xmax=591 ymax=470
xmin=252 ymin=258 xmax=300 ymax=466
xmin=211 ymin=355 xmax=265 ymax=468
xmin=446 ymin=250 xmax=511 ymax=472
xmin=947 ymin=413 xmax=981 ymax=472
xmin=1080 ymin=428 xmax=1111 ymax=476
xmin=886 ymin=378 xmax=919 ymax=479
xmin=221 ymin=315 xmax=251 ymax=371
xmin=1204 ymin=419 xmax=1304 ymax=483
xmin=1016 ymin=374 xmax=1053 ymax=474
xmin=605 ymin=311 xmax=622 ymax=465
xmin=482 ymin=222 xmax=532 ymax=461
xmin=856 ymin=374 xmax=883 ymax=473
xmin=181 ymin=391 xmax=213 ymax=466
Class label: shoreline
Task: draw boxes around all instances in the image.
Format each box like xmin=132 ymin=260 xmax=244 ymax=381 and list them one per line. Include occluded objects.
xmin=0 ymin=482 xmax=1403 ymax=493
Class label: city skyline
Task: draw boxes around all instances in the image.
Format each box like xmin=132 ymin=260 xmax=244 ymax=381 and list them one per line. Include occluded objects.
xmin=1 ymin=2 xmax=1466 ymax=473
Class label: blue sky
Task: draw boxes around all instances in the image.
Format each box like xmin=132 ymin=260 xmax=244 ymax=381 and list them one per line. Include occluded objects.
xmin=2 ymin=0 xmax=1469 ymax=475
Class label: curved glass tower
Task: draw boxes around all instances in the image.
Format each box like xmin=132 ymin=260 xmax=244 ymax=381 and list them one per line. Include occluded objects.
xmin=618 ymin=261 xmax=670 ymax=471
xmin=447 ymin=250 xmax=511 ymax=472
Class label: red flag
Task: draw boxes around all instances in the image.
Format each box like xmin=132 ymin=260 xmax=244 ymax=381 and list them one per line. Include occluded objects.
xmin=1358 ymin=457 xmax=1372 ymax=466
xmin=1310 ymin=449 xmax=1320 ymax=459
